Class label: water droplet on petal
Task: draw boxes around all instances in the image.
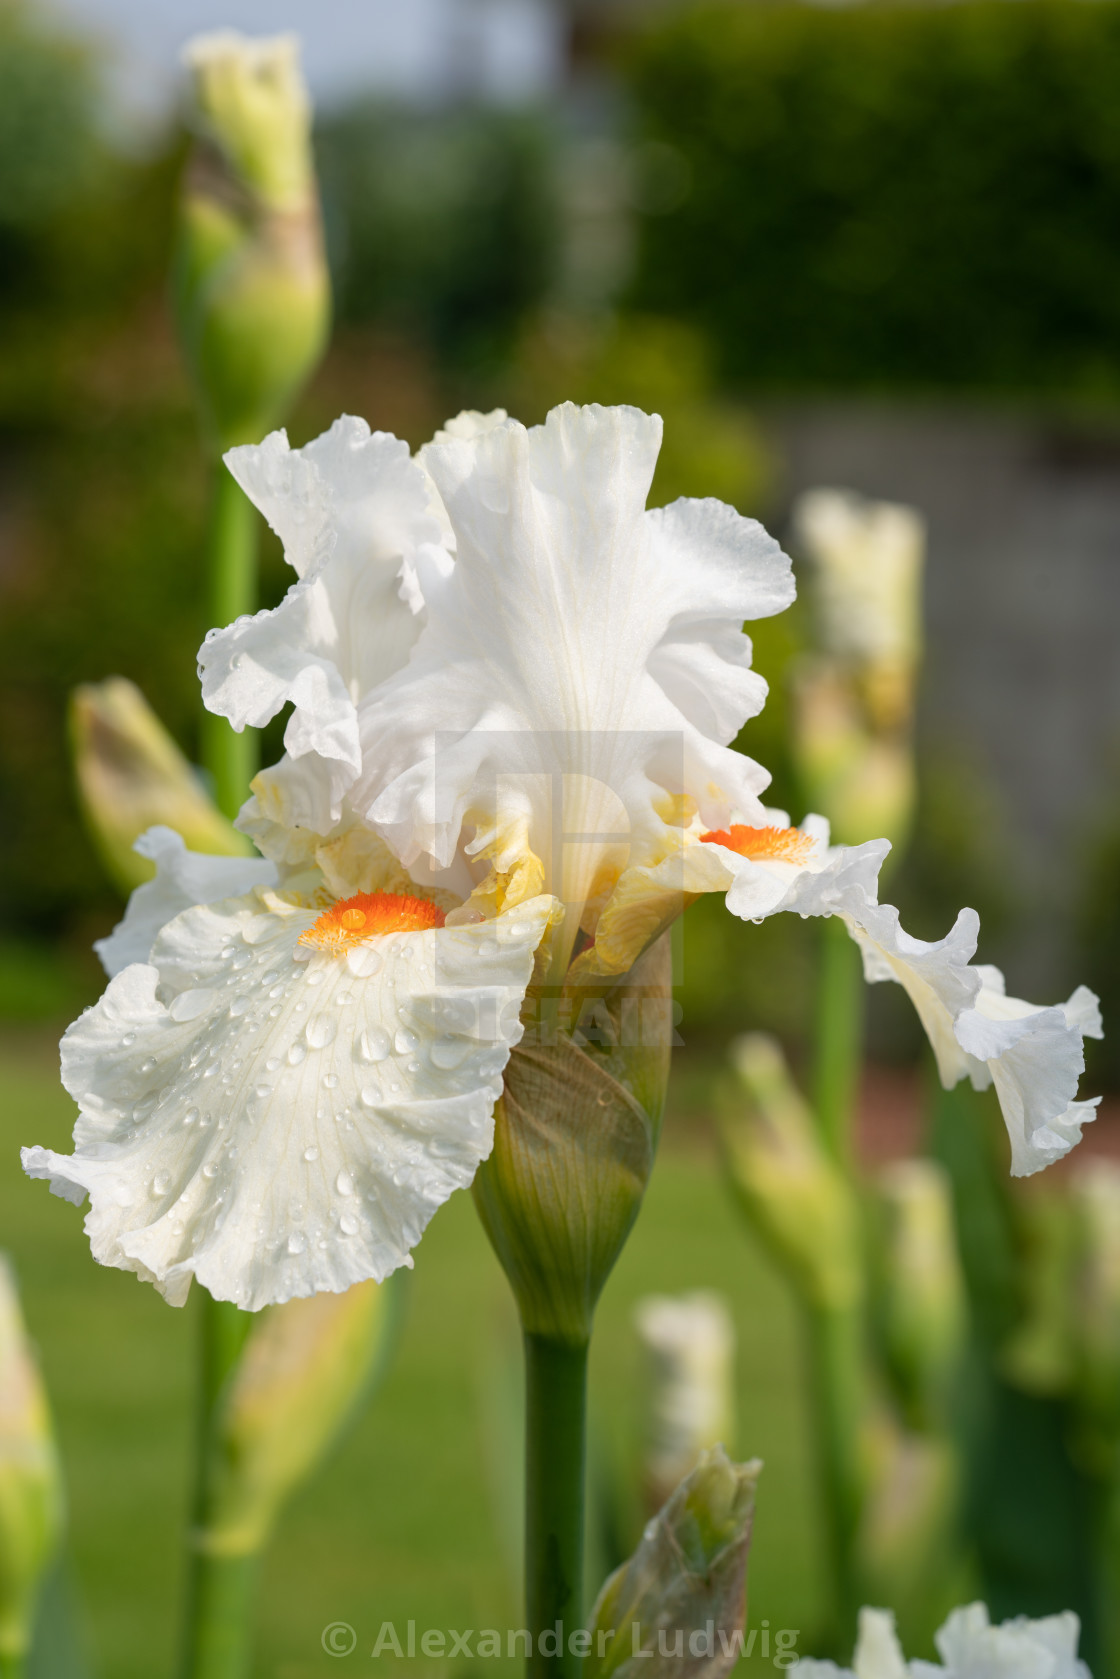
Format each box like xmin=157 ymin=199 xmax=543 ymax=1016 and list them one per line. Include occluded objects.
xmin=203 ymin=1162 xmax=218 ymax=1179
xmin=229 ymin=996 xmax=250 ymax=1017
xmin=151 ymin=1170 xmax=171 ymax=1196
xmin=303 ymin=1145 xmax=319 ymax=1162
xmin=265 ymin=1058 xmax=281 ymax=1072
xmin=407 ymin=1059 xmax=421 ymax=1074
xmin=306 ymin=969 xmax=324 ymax=988
xmin=444 ymin=905 xmax=487 ymax=928
xmin=253 ymin=1084 xmax=272 ymax=1100
xmin=322 ymin=1073 xmax=339 ymax=1090
xmin=347 ymin=945 xmax=382 ymax=978
xmin=121 ymin=1033 xmax=136 ymax=1046
xmin=287 ymin=1043 xmax=307 ymax=1066
xmin=360 ymin=1087 xmax=381 ymax=1110
xmin=184 ymin=1107 xmax=199 ymax=1126
xmin=430 ymin=1036 xmax=472 ymax=1070
xmin=287 ymin=1231 xmax=307 ymax=1255
xmin=336 ymin=1170 xmax=354 ymax=1196
xmin=394 ymin=1027 xmax=419 ymax=1056
xmin=170 ymin=988 xmax=216 ymax=1022
xmin=139 ymin=1057 xmax=157 ymax=1074
xmin=339 ymin=1213 xmax=359 ymax=1236
xmin=358 ymin=1027 xmax=391 ymax=1063
xmin=305 ymin=1016 xmax=336 ymax=1050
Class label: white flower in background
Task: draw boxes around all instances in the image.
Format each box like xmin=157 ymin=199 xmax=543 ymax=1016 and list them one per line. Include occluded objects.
xmin=349 ymin=401 xmax=795 ymax=975
xmin=634 ymin=1290 xmax=736 ymax=1508
xmin=24 ymin=826 xmax=556 ymax=1310
xmin=793 ymin=1602 xmax=1092 ymax=1678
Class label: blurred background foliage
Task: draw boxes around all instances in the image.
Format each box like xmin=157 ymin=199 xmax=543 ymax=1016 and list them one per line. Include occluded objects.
xmin=0 ymin=0 xmax=1116 ymax=1083
xmin=626 ymin=0 xmax=1120 ymax=396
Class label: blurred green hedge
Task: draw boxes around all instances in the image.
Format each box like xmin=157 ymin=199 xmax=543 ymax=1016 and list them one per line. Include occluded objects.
xmin=625 ymin=0 xmax=1120 ymax=395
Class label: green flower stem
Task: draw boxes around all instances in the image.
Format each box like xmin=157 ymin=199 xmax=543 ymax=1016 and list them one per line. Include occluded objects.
xmin=806 ymin=1302 xmax=867 ymax=1650
xmin=180 ymin=462 xmax=259 ymax=1679
xmin=179 ymin=1551 xmax=258 ymax=1679
xmin=523 ymin=1332 xmax=589 ymax=1679
xmin=200 ymin=465 xmax=259 ymax=819
xmin=0 ymin=1654 xmax=26 ymax=1679
xmin=812 ymin=917 xmax=864 ymax=1170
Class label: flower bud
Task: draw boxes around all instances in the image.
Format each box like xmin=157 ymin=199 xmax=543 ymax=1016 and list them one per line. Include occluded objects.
xmin=473 ymin=938 xmax=672 ymax=1345
xmin=585 ymin=1446 xmax=762 ymax=1679
xmin=719 ymin=1034 xmax=863 ymax=1313
xmin=1070 ymin=1160 xmax=1120 ymax=1469
xmin=70 ymin=677 xmax=254 ymax=894
xmin=0 ymin=1258 xmax=64 ymax=1665
xmin=634 ymin=1292 xmax=736 ymax=1515
xmin=791 ymin=489 xmax=925 ymax=853
xmin=876 ymin=1160 xmax=967 ymax=1430
xmin=197 ymin=1278 xmax=398 ymax=1557
xmin=174 ymin=32 xmax=330 ymax=452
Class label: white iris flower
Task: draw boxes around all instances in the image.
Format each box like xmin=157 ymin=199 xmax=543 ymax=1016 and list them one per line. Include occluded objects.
xmin=24 ymin=401 xmax=1102 ymax=1310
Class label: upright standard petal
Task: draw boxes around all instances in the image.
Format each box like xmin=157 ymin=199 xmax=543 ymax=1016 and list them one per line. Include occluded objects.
xmin=25 ymin=885 xmax=553 ymax=1309
xmin=198 ymin=418 xmax=450 ymax=821
xmin=931 ymin=1603 xmax=1090 ymax=1679
xmin=352 ymin=403 xmax=794 ymax=956
xmin=94 ymin=826 xmax=276 ymax=977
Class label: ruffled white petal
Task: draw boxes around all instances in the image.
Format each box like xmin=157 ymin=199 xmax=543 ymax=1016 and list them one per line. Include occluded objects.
xmin=26 ymin=888 xmax=553 ymax=1310
xmin=351 ymin=405 xmax=795 ymax=925
xmin=198 ymin=418 xmax=450 ymax=817
xmin=793 ymin=1608 xmax=909 ymax=1679
xmin=94 ymin=827 xmax=276 ymax=978
xmin=715 ymin=823 xmax=1101 ymax=1177
xmin=933 ymin=1603 xmax=1090 ymax=1679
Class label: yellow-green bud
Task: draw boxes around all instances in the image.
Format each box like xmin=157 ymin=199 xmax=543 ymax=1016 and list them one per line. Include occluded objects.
xmin=586 ymin=1446 xmax=762 ymax=1679
xmin=70 ymin=677 xmax=254 ymax=894
xmin=197 ymin=1278 xmax=396 ymax=1558
xmin=473 ymin=939 xmax=672 ymax=1345
xmin=791 ymin=489 xmax=925 ymax=853
xmin=719 ymin=1034 xmax=864 ymax=1313
xmin=0 ymin=1258 xmax=63 ymax=1666
xmin=876 ymin=1160 xmax=967 ymax=1430
xmin=634 ymin=1292 xmax=736 ymax=1514
xmin=175 ymin=31 xmax=330 ymax=452
xmin=1070 ymin=1160 xmax=1120 ymax=1468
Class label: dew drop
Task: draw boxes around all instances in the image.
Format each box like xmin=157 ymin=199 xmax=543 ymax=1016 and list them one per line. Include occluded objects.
xmin=169 ymin=988 xmax=216 ymax=1023
xmin=303 ymin=1145 xmax=320 ymax=1162
xmin=184 ymin=1106 xmax=199 ymax=1125
xmin=229 ymin=996 xmax=250 ymax=1017
xmin=265 ymin=1057 xmax=281 ymax=1072
xmin=287 ymin=1231 xmax=307 ymax=1255
xmin=220 ymin=947 xmax=236 ymax=961
xmin=430 ymin=1035 xmax=471 ymax=1071
xmin=306 ymin=969 xmax=324 ymax=988
xmin=336 ymin=991 xmax=355 ymax=1006
xmin=407 ymin=1059 xmax=421 ymax=1074
xmin=444 ymin=904 xmax=487 ymax=928
xmin=339 ymin=1213 xmax=359 ymax=1236
xmin=259 ymin=971 xmax=279 ymax=988
xmin=139 ymin=1057 xmax=157 ymax=1074
xmin=151 ymin=1170 xmax=171 ymax=1196
xmin=203 ymin=1162 xmax=218 ymax=1179
xmin=305 ymin=1016 xmax=336 ymax=1050
xmin=121 ymin=1032 xmax=136 ymax=1047
xmin=232 ymin=950 xmax=252 ymax=970
xmin=268 ymin=984 xmax=285 ymax=999
xmin=322 ymin=1072 xmax=339 ymax=1090
xmin=358 ymin=1027 xmax=391 ymax=1063
xmin=346 ymin=945 xmax=382 ymax=979
xmin=268 ymin=1005 xmax=282 ymax=1018
xmin=253 ymin=1084 xmax=273 ymax=1100
xmin=287 ymin=1042 xmax=307 ymax=1066
xmin=336 ymin=1170 xmax=355 ymax=1196
xmin=394 ymin=1027 xmax=419 ymax=1056
xmin=360 ymin=1087 xmax=381 ymax=1110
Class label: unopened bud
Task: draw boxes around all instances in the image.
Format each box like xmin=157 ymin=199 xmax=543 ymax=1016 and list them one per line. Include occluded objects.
xmin=586 ymin=1446 xmax=762 ymax=1679
xmin=1071 ymin=1160 xmax=1120 ymax=1467
xmin=473 ymin=939 xmax=671 ymax=1345
xmin=0 ymin=1258 xmax=63 ymax=1665
xmin=634 ymin=1292 xmax=736 ymax=1513
xmin=719 ymin=1035 xmax=863 ymax=1313
xmin=877 ymin=1160 xmax=967 ymax=1429
xmin=198 ymin=1278 xmax=397 ymax=1557
xmin=791 ymin=489 xmax=924 ymax=853
xmin=175 ymin=31 xmax=329 ymax=451
xmin=70 ymin=677 xmax=253 ymax=894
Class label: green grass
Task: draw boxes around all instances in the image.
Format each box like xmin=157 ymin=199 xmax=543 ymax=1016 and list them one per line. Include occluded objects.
xmin=0 ymin=1038 xmax=824 ymax=1678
